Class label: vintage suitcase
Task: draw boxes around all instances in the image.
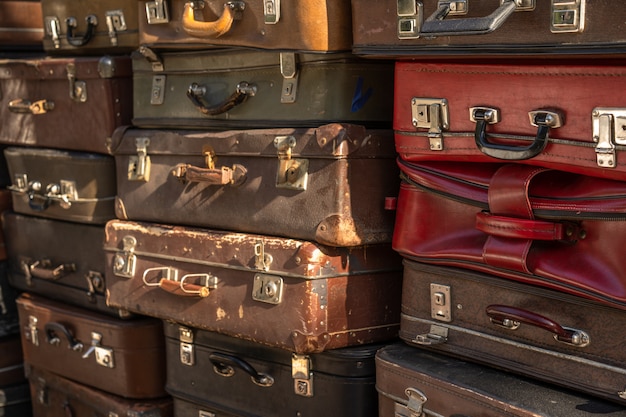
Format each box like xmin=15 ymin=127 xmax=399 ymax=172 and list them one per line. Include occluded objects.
xmin=3 ymin=211 xmax=129 ymax=318
xmin=399 ymin=260 xmax=626 ymax=405
xmin=138 ymin=0 xmax=352 ymax=52
xmin=0 ymin=0 xmax=43 ymax=51
xmin=393 ymin=159 xmax=626 ymax=310
xmin=41 ymin=0 xmax=139 ymax=54
xmin=165 ymin=321 xmax=380 ymax=417
xmin=394 ymin=60 xmax=626 ymax=181
xmin=0 ymin=54 xmax=132 ymax=155
xmin=112 ymin=124 xmax=398 ymax=247
xmin=0 ymin=334 xmax=26 ymax=386
xmin=0 ymin=382 xmax=32 ymax=417
xmin=131 ymin=48 xmax=394 ymax=129
xmin=104 ymin=219 xmax=402 ymax=353
xmin=352 ymin=0 xmax=626 ymax=58
xmin=17 ymin=293 xmax=166 ymax=399
xmin=5 ymin=147 xmax=116 ymax=224
xmin=27 ymin=365 xmax=172 ymax=417
xmin=376 ymin=342 xmax=626 ymax=416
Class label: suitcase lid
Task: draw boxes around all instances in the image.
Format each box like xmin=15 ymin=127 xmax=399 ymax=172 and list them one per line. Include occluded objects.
xmin=0 ymin=54 xmax=132 ymax=80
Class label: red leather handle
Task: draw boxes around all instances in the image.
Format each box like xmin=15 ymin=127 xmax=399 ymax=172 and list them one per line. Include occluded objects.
xmin=158 ymin=278 xmax=210 ymax=298
xmin=476 ymin=211 xmax=578 ymax=241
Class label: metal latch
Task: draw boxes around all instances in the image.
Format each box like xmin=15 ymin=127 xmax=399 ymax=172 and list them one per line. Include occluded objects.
xmin=292 ymin=354 xmax=313 ymax=397
xmin=264 ymin=0 xmax=280 ymax=23
xmin=551 ymin=0 xmax=585 ymax=33
xmin=151 ymin=75 xmax=166 ymax=105
xmin=146 ymin=0 xmax=170 ymax=24
xmin=44 ymin=17 xmax=61 ymax=48
xmin=82 ymin=332 xmax=115 ymax=368
xmin=430 ymin=283 xmax=451 ymax=322
xmin=138 ymin=46 xmax=165 ymax=72
xmin=66 ymin=63 xmax=87 ymax=102
xmin=413 ymin=324 xmax=448 ymax=345
xmin=26 ymin=315 xmax=39 ymax=346
xmin=592 ymin=108 xmax=626 ymax=169
xmin=411 ymin=98 xmax=450 ymax=151
xmin=405 ymin=387 xmax=428 ymax=417
xmin=113 ymin=235 xmax=137 ymax=278
xmin=274 ymin=136 xmax=308 ymax=190
xmin=252 ymin=274 xmax=283 ymax=304
xmin=105 ymin=10 xmax=127 ymax=46
xmin=128 ymin=137 xmax=151 ymax=182
xmin=254 ymin=241 xmax=273 ymax=271
xmin=280 ymin=52 xmax=298 ymax=103
xmin=179 ymin=326 xmax=195 ymax=366
xmin=85 ymin=271 xmax=106 ymax=302
xmin=47 ymin=179 xmax=77 ymax=209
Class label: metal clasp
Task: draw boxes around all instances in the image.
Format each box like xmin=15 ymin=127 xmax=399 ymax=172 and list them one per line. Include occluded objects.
xmin=252 ymin=274 xmax=283 ymax=304
xmin=551 ymin=0 xmax=585 ymax=33
xmin=44 ymin=17 xmax=61 ymax=48
xmin=264 ymin=0 xmax=280 ymax=23
xmin=179 ymin=326 xmax=195 ymax=366
xmin=274 ymin=135 xmax=308 ymax=190
xmin=113 ymin=235 xmax=137 ymax=278
xmin=128 ymin=137 xmax=151 ymax=182
xmin=411 ymin=98 xmax=450 ymax=151
xmin=105 ymin=10 xmax=127 ymax=46
xmin=138 ymin=46 xmax=164 ymax=72
xmin=592 ymin=108 xmax=626 ymax=169
xmin=405 ymin=387 xmax=428 ymax=417
xmin=430 ymin=283 xmax=451 ymax=322
xmin=280 ymin=52 xmax=298 ymax=103
xmin=26 ymin=315 xmax=39 ymax=346
xmin=82 ymin=332 xmax=115 ymax=368
xmin=413 ymin=324 xmax=448 ymax=346
xmin=292 ymin=354 xmax=313 ymax=397
xmin=66 ymin=63 xmax=87 ymax=103
xmin=146 ymin=0 xmax=170 ymax=24
xmin=254 ymin=241 xmax=273 ymax=271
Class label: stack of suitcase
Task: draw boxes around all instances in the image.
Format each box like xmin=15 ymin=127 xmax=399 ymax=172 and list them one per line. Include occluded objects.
xmin=350 ymin=0 xmax=626 ymax=415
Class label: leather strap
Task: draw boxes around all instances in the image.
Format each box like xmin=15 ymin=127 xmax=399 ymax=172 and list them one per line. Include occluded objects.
xmin=476 ymin=212 xmax=574 ymax=241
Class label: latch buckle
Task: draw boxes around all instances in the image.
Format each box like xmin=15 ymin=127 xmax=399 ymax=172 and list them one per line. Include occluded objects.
xmin=264 ymin=0 xmax=280 ymax=24
xmin=105 ymin=10 xmax=127 ymax=46
xmin=292 ymin=354 xmax=313 ymax=397
xmin=82 ymin=332 xmax=115 ymax=368
xmin=592 ymin=108 xmax=626 ymax=169
xmin=26 ymin=315 xmax=39 ymax=346
xmin=252 ymin=274 xmax=283 ymax=304
xmin=112 ymin=235 xmax=137 ymax=278
xmin=405 ymin=387 xmax=428 ymax=416
xmin=280 ymin=53 xmax=298 ymax=103
xmin=274 ymin=136 xmax=308 ymax=190
xmin=551 ymin=0 xmax=585 ymax=33
xmin=138 ymin=45 xmax=165 ymax=72
xmin=413 ymin=324 xmax=448 ymax=345
xmin=411 ymin=98 xmax=450 ymax=151
xmin=179 ymin=326 xmax=195 ymax=366
xmin=430 ymin=283 xmax=451 ymax=322
xmin=254 ymin=241 xmax=273 ymax=271
xmin=44 ymin=17 xmax=61 ymax=48
xmin=66 ymin=63 xmax=87 ymax=103
xmin=146 ymin=0 xmax=170 ymax=24
xmin=128 ymin=137 xmax=151 ymax=182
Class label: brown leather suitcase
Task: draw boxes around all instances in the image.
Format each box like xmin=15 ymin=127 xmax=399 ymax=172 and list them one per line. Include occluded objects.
xmin=376 ymin=342 xmax=626 ymax=416
xmin=164 ymin=321 xmax=380 ymax=417
xmin=5 ymin=147 xmax=116 ymax=224
xmin=0 ymin=0 xmax=43 ymax=51
xmin=138 ymin=0 xmax=352 ymax=52
xmin=399 ymin=260 xmax=626 ymax=405
xmin=0 ymin=54 xmax=132 ymax=155
xmin=131 ymin=48 xmax=393 ymax=129
xmin=3 ymin=211 xmax=129 ymax=318
xmin=0 ymin=333 xmax=26 ymax=386
xmin=0 ymin=189 xmax=13 ymax=261
xmin=112 ymin=124 xmax=398 ymax=247
xmin=41 ymin=0 xmax=139 ymax=54
xmin=352 ymin=0 xmax=626 ymax=58
xmin=0 ymin=382 xmax=32 ymax=417
xmin=28 ymin=365 xmax=172 ymax=417
xmin=104 ymin=219 xmax=403 ymax=354
xmin=17 ymin=292 xmax=166 ymax=399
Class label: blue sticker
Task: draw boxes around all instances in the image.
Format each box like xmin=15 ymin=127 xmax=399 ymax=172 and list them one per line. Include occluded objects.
xmin=351 ymin=76 xmax=373 ymax=112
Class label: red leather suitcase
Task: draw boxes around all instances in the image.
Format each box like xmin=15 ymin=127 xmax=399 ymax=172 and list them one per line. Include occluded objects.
xmin=392 ymin=159 xmax=626 ymax=310
xmin=394 ymin=60 xmax=626 ymax=181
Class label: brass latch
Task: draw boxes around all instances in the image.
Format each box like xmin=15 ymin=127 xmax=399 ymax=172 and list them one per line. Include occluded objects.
xmin=264 ymin=0 xmax=280 ymax=24
xmin=112 ymin=235 xmax=137 ymax=278
xmin=128 ymin=137 xmax=151 ymax=182
xmin=592 ymin=108 xmax=626 ymax=169
xmin=179 ymin=326 xmax=195 ymax=366
xmin=280 ymin=52 xmax=298 ymax=103
xmin=292 ymin=354 xmax=313 ymax=397
xmin=105 ymin=10 xmax=127 ymax=46
xmin=274 ymin=136 xmax=308 ymax=190
xmin=411 ymin=98 xmax=450 ymax=151
xmin=146 ymin=0 xmax=170 ymax=24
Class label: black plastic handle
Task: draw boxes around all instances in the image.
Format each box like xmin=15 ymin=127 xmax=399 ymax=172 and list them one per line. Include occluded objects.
xmin=66 ymin=15 xmax=97 ymax=47
xmin=209 ymin=352 xmax=274 ymax=387
xmin=44 ymin=322 xmax=84 ymax=351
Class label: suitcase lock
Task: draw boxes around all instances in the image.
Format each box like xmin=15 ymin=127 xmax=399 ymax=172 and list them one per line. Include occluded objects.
xmin=66 ymin=64 xmax=87 ymax=103
xmin=105 ymin=10 xmax=127 ymax=46
xmin=113 ymin=236 xmax=137 ymax=278
xmin=411 ymin=98 xmax=449 ymax=151
xmin=274 ymin=136 xmax=308 ymax=191
xmin=179 ymin=326 xmax=195 ymax=366
xmin=551 ymin=0 xmax=585 ymax=33
xmin=592 ymin=108 xmax=626 ymax=169
xmin=292 ymin=354 xmax=313 ymax=397
xmin=82 ymin=332 xmax=115 ymax=368
xmin=146 ymin=0 xmax=170 ymax=24
xmin=128 ymin=138 xmax=152 ymax=182
xmin=264 ymin=0 xmax=280 ymax=24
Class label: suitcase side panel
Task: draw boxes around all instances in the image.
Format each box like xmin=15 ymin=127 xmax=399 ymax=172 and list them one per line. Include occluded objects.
xmin=0 ymin=0 xmax=43 ymax=48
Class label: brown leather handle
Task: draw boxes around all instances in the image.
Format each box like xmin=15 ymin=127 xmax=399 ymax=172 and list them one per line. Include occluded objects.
xmin=486 ymin=304 xmax=590 ymax=347
xmin=27 ymin=260 xmax=76 ymax=281
xmin=172 ymin=163 xmax=247 ymax=186
xmin=8 ymin=99 xmax=54 ymax=114
xmin=186 ymin=81 xmax=256 ymax=116
xmin=158 ymin=278 xmax=210 ymax=298
xmin=182 ymin=1 xmax=245 ymax=38
xmin=476 ymin=212 xmax=579 ymax=241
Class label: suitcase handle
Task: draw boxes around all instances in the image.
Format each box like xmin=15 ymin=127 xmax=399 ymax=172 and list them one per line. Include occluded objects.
xmin=44 ymin=322 xmax=84 ymax=352
xmin=472 ymin=108 xmax=564 ymax=160
xmin=172 ymin=163 xmax=247 ymax=186
xmin=209 ymin=352 xmax=274 ymax=387
xmin=66 ymin=15 xmax=98 ymax=47
xmin=186 ymin=81 xmax=256 ymax=116
xmin=158 ymin=276 xmax=211 ymax=298
xmin=25 ymin=259 xmax=77 ymax=281
xmin=182 ymin=1 xmax=245 ymax=38
xmin=486 ymin=304 xmax=590 ymax=347
xmin=8 ymin=99 xmax=55 ymax=115
xmin=475 ymin=212 xmax=580 ymax=242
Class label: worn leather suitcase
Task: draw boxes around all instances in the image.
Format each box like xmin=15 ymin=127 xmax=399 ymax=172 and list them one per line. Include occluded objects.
xmin=27 ymin=365 xmax=172 ymax=417
xmin=399 ymin=260 xmax=626 ymax=405
xmin=164 ymin=321 xmax=380 ymax=417
xmin=112 ymin=124 xmax=398 ymax=247
xmin=393 ymin=159 xmax=626 ymax=310
xmin=132 ymin=48 xmax=393 ymax=129
xmin=0 ymin=54 xmax=132 ymax=154
xmin=3 ymin=211 xmax=129 ymax=318
xmin=0 ymin=382 xmax=32 ymax=417
xmin=0 ymin=333 xmax=26 ymax=386
xmin=377 ymin=342 xmax=626 ymax=416
xmin=138 ymin=0 xmax=352 ymax=52
xmin=5 ymin=147 xmax=116 ymax=224
xmin=104 ymin=219 xmax=402 ymax=353
xmin=41 ymin=0 xmax=139 ymax=54
xmin=0 ymin=0 xmax=43 ymax=51
xmin=17 ymin=293 xmax=166 ymax=399
xmin=394 ymin=60 xmax=626 ymax=181
xmin=352 ymin=0 xmax=626 ymax=58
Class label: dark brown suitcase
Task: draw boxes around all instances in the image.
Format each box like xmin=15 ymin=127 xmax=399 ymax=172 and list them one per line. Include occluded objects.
xmin=104 ymin=219 xmax=402 ymax=354
xmin=138 ymin=0 xmax=352 ymax=52
xmin=0 ymin=54 xmax=132 ymax=155
xmin=164 ymin=321 xmax=380 ymax=417
xmin=27 ymin=365 xmax=172 ymax=417
xmin=352 ymin=0 xmax=626 ymax=58
xmin=376 ymin=342 xmax=626 ymax=416
xmin=112 ymin=124 xmax=398 ymax=247
xmin=0 ymin=0 xmax=43 ymax=51
xmin=0 ymin=262 xmax=20 ymax=337
xmin=0 ymin=382 xmax=32 ymax=417
xmin=3 ymin=211 xmax=129 ymax=318
xmin=5 ymin=147 xmax=116 ymax=224
xmin=0 ymin=189 xmax=13 ymax=261
xmin=41 ymin=0 xmax=139 ymax=54
xmin=0 ymin=333 xmax=26 ymax=386
xmin=17 ymin=293 xmax=166 ymax=399
xmin=400 ymin=260 xmax=626 ymax=405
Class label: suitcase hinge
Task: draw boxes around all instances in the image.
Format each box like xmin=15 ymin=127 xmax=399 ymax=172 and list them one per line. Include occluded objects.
xmin=179 ymin=326 xmax=195 ymax=366
xmin=264 ymin=0 xmax=280 ymax=24
xmin=81 ymin=332 xmax=115 ymax=368
xmin=105 ymin=10 xmax=127 ymax=46
xmin=551 ymin=0 xmax=585 ymax=33
xmin=254 ymin=241 xmax=273 ymax=271
xmin=280 ymin=52 xmax=298 ymax=103
xmin=252 ymin=274 xmax=283 ymax=304
xmin=292 ymin=354 xmax=313 ymax=397
xmin=66 ymin=63 xmax=87 ymax=103
xmin=44 ymin=16 xmax=61 ymax=48
xmin=413 ymin=324 xmax=448 ymax=346
xmin=113 ymin=235 xmax=137 ymax=278
xmin=128 ymin=137 xmax=151 ymax=182
xmin=411 ymin=98 xmax=449 ymax=151
xmin=146 ymin=0 xmax=170 ymax=24
xmin=592 ymin=108 xmax=626 ymax=169
xmin=25 ymin=315 xmax=39 ymax=346
xmin=274 ymin=135 xmax=308 ymax=190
